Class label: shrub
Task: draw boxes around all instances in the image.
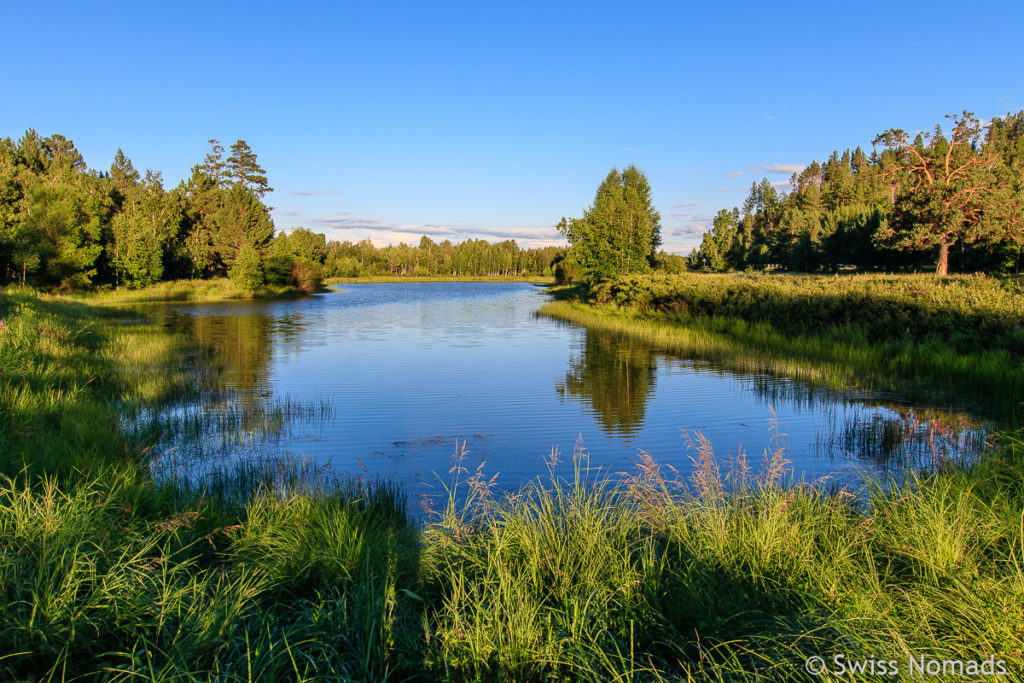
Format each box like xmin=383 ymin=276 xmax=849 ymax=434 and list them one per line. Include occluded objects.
xmin=228 ymin=244 xmax=265 ymax=291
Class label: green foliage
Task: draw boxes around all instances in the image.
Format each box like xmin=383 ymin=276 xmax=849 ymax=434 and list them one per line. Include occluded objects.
xmin=108 ymin=170 xmax=181 ymax=286
xmin=689 ymin=208 xmax=739 ymax=271
xmin=0 ymin=129 xmax=565 ymax=289
xmin=26 ymin=182 xmax=107 ymax=287
xmin=691 ymin=110 xmax=1024 ymax=275
xmin=226 ymin=139 xmax=272 ymax=197
xmin=558 ymin=165 xmax=661 ymax=284
xmin=873 ymin=112 xmax=1024 ymax=275
xmin=562 ymin=271 xmax=1024 ymax=419
xmin=289 ymin=257 xmax=324 ymax=293
xmin=229 ymin=243 xmax=265 ymax=291
xmin=213 ymin=184 xmax=274 ymax=270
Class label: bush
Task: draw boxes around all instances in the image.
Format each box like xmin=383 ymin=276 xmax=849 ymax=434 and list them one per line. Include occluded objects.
xmin=228 ymin=244 xmax=265 ymax=291
xmin=289 ymin=257 xmax=324 ymax=293
xmin=263 ymin=255 xmax=294 ymax=286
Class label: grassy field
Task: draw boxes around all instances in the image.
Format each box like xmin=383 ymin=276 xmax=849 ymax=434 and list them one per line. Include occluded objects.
xmin=1 ymin=282 xmax=1022 ymax=680
xmin=325 ymin=274 xmax=555 ymax=284
xmin=540 ymin=273 xmax=1024 ymax=422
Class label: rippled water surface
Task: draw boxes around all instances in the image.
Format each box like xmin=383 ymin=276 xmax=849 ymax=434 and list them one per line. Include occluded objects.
xmin=139 ymin=283 xmax=989 ymax=494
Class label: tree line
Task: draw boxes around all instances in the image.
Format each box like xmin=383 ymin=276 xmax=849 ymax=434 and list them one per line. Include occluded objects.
xmin=687 ymin=111 xmax=1024 ymax=276
xmin=0 ymin=134 xmax=565 ymax=290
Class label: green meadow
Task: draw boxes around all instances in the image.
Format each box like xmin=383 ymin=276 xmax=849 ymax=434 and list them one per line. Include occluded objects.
xmin=1 ymin=279 xmax=1022 ymax=681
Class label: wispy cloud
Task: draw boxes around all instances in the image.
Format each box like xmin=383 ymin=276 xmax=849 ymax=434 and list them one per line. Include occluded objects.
xmin=749 ymin=163 xmax=805 ymax=175
xmin=668 ymin=225 xmax=708 ymax=237
xmin=272 ymin=209 xmax=302 ymax=216
xmin=306 ymin=213 xmax=566 ymax=249
xmin=727 ymin=171 xmax=745 ymax=178
xmin=715 ymin=187 xmax=735 ymax=192
xmin=670 ymin=200 xmax=704 ymax=208
xmin=290 ymin=190 xmax=343 ymax=197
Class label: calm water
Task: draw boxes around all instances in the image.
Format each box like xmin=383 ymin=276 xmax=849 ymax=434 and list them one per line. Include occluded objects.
xmin=138 ymin=283 xmax=988 ymax=496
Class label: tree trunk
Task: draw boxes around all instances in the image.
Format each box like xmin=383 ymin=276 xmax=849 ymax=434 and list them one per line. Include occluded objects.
xmin=935 ymin=241 xmax=949 ymax=276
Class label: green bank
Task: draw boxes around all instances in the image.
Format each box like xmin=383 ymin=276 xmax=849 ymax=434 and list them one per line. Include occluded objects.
xmin=540 ymin=272 xmax=1024 ymax=422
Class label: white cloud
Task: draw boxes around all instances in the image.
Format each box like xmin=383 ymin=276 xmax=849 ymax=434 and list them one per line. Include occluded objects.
xmin=668 ymin=225 xmax=708 ymax=237
xmin=290 ymin=190 xmax=343 ymax=196
xmin=306 ymin=213 xmax=567 ymax=249
xmin=670 ymin=200 xmax=704 ymax=208
xmin=749 ymin=163 xmax=805 ymax=175
xmin=727 ymin=171 xmax=745 ymax=178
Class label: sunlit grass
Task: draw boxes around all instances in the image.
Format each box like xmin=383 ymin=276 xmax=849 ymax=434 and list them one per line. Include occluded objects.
xmin=78 ymin=277 xmax=306 ymax=304
xmin=539 ymin=274 xmax=1024 ymax=421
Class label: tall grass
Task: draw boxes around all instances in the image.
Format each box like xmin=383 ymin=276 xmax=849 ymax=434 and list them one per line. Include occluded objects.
xmin=79 ymin=278 xmax=306 ymax=304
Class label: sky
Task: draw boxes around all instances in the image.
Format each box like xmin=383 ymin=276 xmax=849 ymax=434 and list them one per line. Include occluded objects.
xmin=3 ymin=1 xmax=1023 ymax=254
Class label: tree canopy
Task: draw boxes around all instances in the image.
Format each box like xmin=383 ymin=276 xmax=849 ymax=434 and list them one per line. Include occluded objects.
xmin=558 ymin=165 xmax=661 ymax=284
xmin=689 ymin=110 xmax=1024 ymax=275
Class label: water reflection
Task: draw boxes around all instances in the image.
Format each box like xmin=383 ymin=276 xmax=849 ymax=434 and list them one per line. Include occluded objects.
xmin=152 ymin=306 xmax=280 ymax=397
xmin=559 ymin=327 xmax=990 ymax=472
xmin=121 ymin=284 xmax=992 ymax=495
xmin=557 ymin=331 xmax=657 ymax=435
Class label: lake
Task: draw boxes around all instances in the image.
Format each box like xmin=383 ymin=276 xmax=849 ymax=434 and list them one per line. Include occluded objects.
xmin=137 ymin=282 xmax=988 ymax=500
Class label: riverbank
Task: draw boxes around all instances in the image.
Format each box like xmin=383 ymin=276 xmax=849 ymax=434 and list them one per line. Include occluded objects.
xmin=1 ymin=284 xmax=1022 ymax=680
xmin=325 ymin=274 xmax=555 ymax=284
xmin=76 ymin=277 xmax=308 ymax=304
xmin=539 ymin=272 xmax=1024 ymax=422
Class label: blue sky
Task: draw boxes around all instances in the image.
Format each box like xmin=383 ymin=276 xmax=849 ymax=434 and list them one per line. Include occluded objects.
xmin=4 ymin=1 xmax=1022 ymax=253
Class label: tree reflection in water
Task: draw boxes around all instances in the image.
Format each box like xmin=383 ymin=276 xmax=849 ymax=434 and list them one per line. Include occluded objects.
xmin=557 ymin=330 xmax=657 ymax=436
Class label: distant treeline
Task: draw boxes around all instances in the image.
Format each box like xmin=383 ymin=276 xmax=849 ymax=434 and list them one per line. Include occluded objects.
xmin=0 ymin=133 xmax=565 ymax=290
xmin=688 ymin=111 xmax=1024 ymax=275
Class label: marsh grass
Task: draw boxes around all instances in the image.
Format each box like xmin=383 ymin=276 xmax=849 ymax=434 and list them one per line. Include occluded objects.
xmin=417 ymin=425 xmax=1024 ymax=681
xmin=80 ymin=278 xmax=306 ymax=304
xmin=539 ymin=297 xmax=1022 ymax=421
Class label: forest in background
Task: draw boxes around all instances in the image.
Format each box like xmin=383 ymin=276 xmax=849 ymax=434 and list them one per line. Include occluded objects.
xmin=688 ymin=111 xmax=1024 ymax=275
xmin=3 ymin=110 xmax=1024 ymax=293
xmin=0 ymin=135 xmax=565 ymax=291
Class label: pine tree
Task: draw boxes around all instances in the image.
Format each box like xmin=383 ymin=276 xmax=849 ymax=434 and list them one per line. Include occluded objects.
xmin=874 ymin=112 xmax=1024 ymax=275
xmin=226 ymin=140 xmax=272 ymax=197
xmin=199 ymin=139 xmax=227 ymax=187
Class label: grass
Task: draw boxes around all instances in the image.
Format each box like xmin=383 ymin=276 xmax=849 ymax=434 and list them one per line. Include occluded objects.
xmin=539 ymin=273 xmax=1024 ymax=422
xmin=78 ymin=277 xmax=308 ymax=304
xmin=2 ymin=282 xmax=1023 ymax=680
